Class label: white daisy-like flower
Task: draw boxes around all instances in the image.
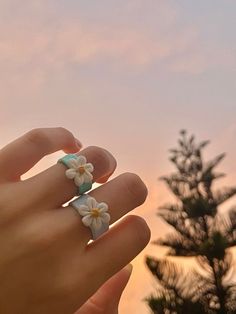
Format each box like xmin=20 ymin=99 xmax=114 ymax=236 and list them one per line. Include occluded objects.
xmin=65 ymin=156 xmax=94 ymax=187
xmin=78 ymin=197 xmax=111 ymax=231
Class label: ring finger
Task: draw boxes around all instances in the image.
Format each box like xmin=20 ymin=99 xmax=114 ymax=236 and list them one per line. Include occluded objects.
xmin=29 ymin=172 xmax=148 ymax=247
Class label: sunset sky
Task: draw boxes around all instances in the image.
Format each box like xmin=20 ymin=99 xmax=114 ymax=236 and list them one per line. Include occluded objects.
xmin=1 ymin=1 xmax=236 ymax=313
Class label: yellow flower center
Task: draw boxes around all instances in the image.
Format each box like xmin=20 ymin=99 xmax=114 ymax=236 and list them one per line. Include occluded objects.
xmin=78 ymin=166 xmax=86 ymax=174
xmin=91 ymin=208 xmax=100 ymax=218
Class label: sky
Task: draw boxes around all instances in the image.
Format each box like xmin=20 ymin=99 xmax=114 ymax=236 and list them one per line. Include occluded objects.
xmin=0 ymin=1 xmax=236 ymax=313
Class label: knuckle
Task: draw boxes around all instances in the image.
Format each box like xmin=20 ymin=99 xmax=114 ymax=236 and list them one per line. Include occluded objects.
xmin=28 ymin=228 xmax=56 ymax=251
xmin=57 ymin=127 xmax=77 ymax=150
xmin=25 ymin=128 xmax=49 ymax=146
xmin=85 ymin=146 xmax=116 ymax=170
xmin=25 ymin=127 xmax=76 ymax=150
xmin=22 ymin=215 xmax=58 ymax=251
xmin=86 ymin=297 xmax=105 ymax=313
xmin=0 ymin=183 xmax=27 ymax=223
xmin=122 ymin=173 xmax=148 ymax=206
xmin=56 ymin=127 xmax=75 ymax=143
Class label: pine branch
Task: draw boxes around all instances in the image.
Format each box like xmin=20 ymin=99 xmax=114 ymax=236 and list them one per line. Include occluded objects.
xmin=182 ymin=195 xmax=217 ymax=218
xmin=228 ymin=209 xmax=236 ymax=246
xmin=146 ymin=131 xmax=236 ymax=314
xmin=209 ymin=213 xmax=236 ymax=249
xmin=155 ymin=232 xmax=199 ymax=257
xmin=157 ymin=209 xmax=194 ymax=239
xmin=203 ymin=154 xmax=226 ymax=174
xmin=225 ymin=283 xmax=236 ymax=313
xmin=146 ymin=257 xmax=210 ymax=313
xmin=213 ymin=187 xmax=236 ymax=206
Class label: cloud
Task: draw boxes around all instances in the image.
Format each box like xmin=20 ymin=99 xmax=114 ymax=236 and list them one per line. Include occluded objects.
xmin=0 ymin=0 xmax=235 ymax=125
xmin=0 ymin=0 xmax=235 ymax=88
xmin=0 ymin=14 xmax=185 ymax=68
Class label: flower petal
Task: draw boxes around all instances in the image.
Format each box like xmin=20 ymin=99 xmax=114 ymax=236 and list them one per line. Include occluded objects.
xmin=100 ymin=212 xmax=111 ymax=223
xmin=74 ymin=175 xmax=84 ymax=186
xmin=85 ymin=163 xmax=94 ymax=173
xmin=77 ymin=155 xmax=87 ymax=166
xmin=82 ymin=215 xmax=93 ymax=227
xmin=65 ymin=168 xmax=76 ymax=179
xmin=67 ymin=159 xmax=79 ymax=169
xmin=92 ymin=217 xmax=102 ymax=230
xmin=97 ymin=202 xmax=108 ymax=213
xmin=83 ymin=172 xmax=93 ymax=183
xmin=86 ymin=197 xmax=97 ymax=209
xmin=78 ymin=205 xmax=90 ymax=216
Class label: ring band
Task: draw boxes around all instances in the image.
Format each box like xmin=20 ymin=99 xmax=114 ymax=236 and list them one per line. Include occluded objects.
xmin=70 ymin=195 xmax=111 ymax=240
xmin=58 ymin=154 xmax=94 ymax=195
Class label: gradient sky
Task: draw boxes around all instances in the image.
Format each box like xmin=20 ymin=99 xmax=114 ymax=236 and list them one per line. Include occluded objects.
xmin=1 ymin=1 xmax=236 ymax=313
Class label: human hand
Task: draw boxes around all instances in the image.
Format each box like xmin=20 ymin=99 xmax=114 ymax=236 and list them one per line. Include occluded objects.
xmin=0 ymin=127 xmax=150 ymax=314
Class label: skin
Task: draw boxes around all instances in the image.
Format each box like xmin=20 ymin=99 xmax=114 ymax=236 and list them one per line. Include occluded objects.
xmin=0 ymin=127 xmax=150 ymax=314
xmin=77 ymin=264 xmax=133 ymax=314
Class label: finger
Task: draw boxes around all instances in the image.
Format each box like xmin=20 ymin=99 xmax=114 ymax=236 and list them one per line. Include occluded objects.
xmin=0 ymin=127 xmax=82 ymax=183
xmin=83 ymin=216 xmax=150 ymax=300
xmin=96 ymin=173 xmax=112 ymax=184
xmin=16 ymin=146 xmax=117 ymax=211
xmin=0 ymin=147 xmax=116 ymax=224
xmin=65 ymin=172 xmax=148 ymax=244
xmin=76 ymin=264 xmax=133 ymax=314
xmin=35 ymin=216 xmax=148 ymax=314
xmin=7 ymin=173 xmax=147 ymax=254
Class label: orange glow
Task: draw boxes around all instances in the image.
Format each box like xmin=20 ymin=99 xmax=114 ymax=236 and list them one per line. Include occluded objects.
xmin=1 ymin=1 xmax=236 ymax=313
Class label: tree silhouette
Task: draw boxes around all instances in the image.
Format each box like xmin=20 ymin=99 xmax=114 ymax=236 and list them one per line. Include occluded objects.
xmin=145 ymin=130 xmax=236 ymax=314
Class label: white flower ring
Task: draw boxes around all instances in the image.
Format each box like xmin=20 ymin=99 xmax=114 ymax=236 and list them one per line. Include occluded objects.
xmin=78 ymin=197 xmax=111 ymax=231
xmin=65 ymin=155 xmax=94 ymax=187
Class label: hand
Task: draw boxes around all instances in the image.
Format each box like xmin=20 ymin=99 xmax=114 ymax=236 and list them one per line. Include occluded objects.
xmin=0 ymin=127 xmax=150 ymax=314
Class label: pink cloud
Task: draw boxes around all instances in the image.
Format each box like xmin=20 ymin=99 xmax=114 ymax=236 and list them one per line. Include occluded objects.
xmin=0 ymin=0 xmax=235 ymax=89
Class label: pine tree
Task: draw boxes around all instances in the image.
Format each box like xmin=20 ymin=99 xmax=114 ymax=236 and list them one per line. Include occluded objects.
xmin=145 ymin=130 xmax=236 ymax=314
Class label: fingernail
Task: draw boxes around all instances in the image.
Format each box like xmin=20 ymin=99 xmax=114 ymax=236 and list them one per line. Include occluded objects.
xmin=75 ymin=138 xmax=83 ymax=149
xmin=96 ymin=173 xmax=112 ymax=184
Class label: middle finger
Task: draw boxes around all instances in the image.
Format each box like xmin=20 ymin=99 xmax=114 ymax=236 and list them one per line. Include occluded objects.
xmin=8 ymin=173 xmax=148 ymax=260
xmin=57 ymin=172 xmax=148 ymax=245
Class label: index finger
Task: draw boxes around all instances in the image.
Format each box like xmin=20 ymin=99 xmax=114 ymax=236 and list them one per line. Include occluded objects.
xmin=0 ymin=127 xmax=82 ymax=182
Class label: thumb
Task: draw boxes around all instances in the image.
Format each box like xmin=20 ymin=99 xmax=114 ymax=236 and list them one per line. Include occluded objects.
xmin=76 ymin=264 xmax=133 ymax=314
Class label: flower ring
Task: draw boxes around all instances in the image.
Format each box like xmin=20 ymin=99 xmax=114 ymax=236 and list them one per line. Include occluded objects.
xmin=70 ymin=195 xmax=111 ymax=240
xmin=58 ymin=154 xmax=94 ymax=195
xmin=65 ymin=155 xmax=94 ymax=186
